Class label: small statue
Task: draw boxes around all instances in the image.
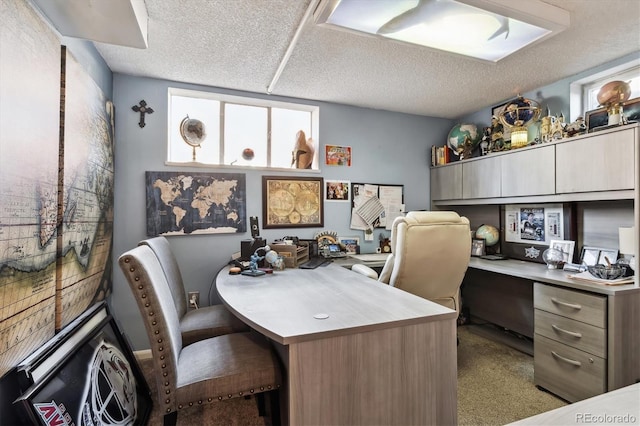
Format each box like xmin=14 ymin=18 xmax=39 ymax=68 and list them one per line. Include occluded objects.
xmin=292 ymin=130 xmax=315 ymax=169
xmin=480 ymin=127 xmax=491 ymax=155
xmin=564 ymin=116 xmax=587 ymax=137
xmin=489 ymin=115 xmax=505 ymax=152
xmin=551 ymin=113 xmax=565 ymax=140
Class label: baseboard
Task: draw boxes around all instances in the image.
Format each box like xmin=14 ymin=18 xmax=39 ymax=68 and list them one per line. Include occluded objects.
xmin=134 ymin=349 xmax=152 ymax=360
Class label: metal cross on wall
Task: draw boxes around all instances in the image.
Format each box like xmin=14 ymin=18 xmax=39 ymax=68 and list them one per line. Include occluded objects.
xmin=132 ymin=100 xmax=154 ymax=128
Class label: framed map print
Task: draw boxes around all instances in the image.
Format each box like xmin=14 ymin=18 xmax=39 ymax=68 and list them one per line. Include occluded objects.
xmin=262 ymin=176 xmax=323 ymax=228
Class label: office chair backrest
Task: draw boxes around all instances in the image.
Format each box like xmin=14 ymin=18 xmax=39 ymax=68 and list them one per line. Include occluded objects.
xmin=139 ymin=236 xmax=187 ymax=318
xmin=119 ymin=245 xmax=182 ymax=403
xmin=385 ymin=211 xmax=471 ymax=312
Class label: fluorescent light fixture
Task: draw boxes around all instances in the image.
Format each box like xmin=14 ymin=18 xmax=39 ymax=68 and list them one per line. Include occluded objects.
xmin=314 ymin=0 xmax=570 ymax=62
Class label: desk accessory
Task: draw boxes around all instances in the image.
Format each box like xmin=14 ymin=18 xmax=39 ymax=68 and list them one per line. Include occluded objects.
xmin=241 ymin=245 xmax=279 ymax=277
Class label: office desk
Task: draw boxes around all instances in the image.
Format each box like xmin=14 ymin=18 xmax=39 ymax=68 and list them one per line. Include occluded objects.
xmin=216 ymin=263 xmax=457 ymax=425
xmin=333 ymin=252 xmax=389 ymax=268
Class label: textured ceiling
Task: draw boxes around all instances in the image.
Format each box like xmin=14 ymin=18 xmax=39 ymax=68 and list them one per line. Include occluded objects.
xmin=93 ymin=0 xmax=640 ymax=119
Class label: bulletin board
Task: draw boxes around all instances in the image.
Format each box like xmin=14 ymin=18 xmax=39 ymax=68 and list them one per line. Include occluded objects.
xmin=350 ymin=183 xmax=404 ymax=230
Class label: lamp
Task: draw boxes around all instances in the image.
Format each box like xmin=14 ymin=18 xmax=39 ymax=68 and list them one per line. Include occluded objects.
xmin=242 ymin=245 xmax=279 ymax=277
xmin=314 ymin=0 xmax=570 ymax=62
xmin=498 ymin=96 xmax=541 ymax=148
xmin=619 ymin=227 xmax=636 ymax=272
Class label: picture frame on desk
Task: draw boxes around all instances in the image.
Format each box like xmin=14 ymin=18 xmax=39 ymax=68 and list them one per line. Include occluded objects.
xmin=549 ymin=239 xmax=576 ymax=263
xmin=471 ymin=238 xmax=486 ymax=257
xmin=338 ymin=236 xmax=360 ymax=254
xmin=262 ymin=176 xmax=324 ymax=229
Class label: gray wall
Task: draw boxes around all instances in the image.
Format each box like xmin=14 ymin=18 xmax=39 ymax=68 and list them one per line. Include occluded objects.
xmin=110 ymin=74 xmax=453 ymax=349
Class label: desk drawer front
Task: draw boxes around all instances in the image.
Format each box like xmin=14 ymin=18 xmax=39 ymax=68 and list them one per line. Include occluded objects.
xmin=535 ymin=309 xmax=606 ymax=358
xmin=534 ymin=334 xmax=606 ymax=402
xmin=534 ymin=283 xmax=606 ymax=327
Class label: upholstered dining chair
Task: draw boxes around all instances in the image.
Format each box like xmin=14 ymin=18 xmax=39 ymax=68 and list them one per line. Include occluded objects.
xmin=352 ymin=211 xmax=471 ymax=314
xmin=119 ymin=245 xmax=282 ymax=426
xmin=139 ymin=236 xmax=249 ymax=346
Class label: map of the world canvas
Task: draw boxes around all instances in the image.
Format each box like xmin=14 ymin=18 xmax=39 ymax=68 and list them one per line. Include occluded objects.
xmin=146 ymin=171 xmax=247 ymax=236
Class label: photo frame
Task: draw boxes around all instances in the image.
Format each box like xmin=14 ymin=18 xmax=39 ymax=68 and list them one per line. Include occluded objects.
xmin=471 ymin=238 xmax=486 ymax=257
xmin=585 ymin=107 xmax=608 ymax=132
xmin=580 ymin=246 xmax=602 ymax=266
xmin=598 ymin=249 xmax=619 ymax=265
xmin=338 ymin=236 xmax=360 ymax=254
xmin=491 ymin=102 xmax=511 ymax=142
xmin=262 ymin=176 xmax=324 ymax=228
xmin=325 ymin=145 xmax=352 ymax=166
xmin=549 ymin=239 xmax=576 ymax=263
xmin=325 ymin=180 xmax=351 ymax=202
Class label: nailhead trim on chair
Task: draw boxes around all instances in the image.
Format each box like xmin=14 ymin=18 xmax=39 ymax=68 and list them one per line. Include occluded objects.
xmin=174 ymin=384 xmax=282 ymax=410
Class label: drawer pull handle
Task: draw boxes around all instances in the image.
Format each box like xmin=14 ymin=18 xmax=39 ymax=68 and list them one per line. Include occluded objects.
xmin=551 ymin=324 xmax=582 ymax=338
xmin=551 ymin=297 xmax=582 ymax=310
xmin=551 ymin=351 xmax=582 ymax=367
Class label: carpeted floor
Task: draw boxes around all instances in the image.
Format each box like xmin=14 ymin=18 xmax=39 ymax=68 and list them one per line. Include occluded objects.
xmin=137 ymin=325 xmax=566 ymax=425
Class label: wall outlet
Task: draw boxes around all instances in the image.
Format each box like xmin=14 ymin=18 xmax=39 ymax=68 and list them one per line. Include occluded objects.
xmin=188 ymin=291 xmax=199 ymax=309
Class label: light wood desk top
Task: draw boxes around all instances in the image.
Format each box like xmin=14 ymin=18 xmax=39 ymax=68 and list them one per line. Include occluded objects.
xmin=468 ymin=257 xmax=640 ymax=295
xmin=508 ymin=382 xmax=640 ymax=425
xmin=216 ymin=263 xmax=455 ymax=345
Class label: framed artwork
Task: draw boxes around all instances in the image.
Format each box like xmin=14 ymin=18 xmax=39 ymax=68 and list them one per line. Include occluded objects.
xmin=622 ymin=96 xmax=640 ymax=123
xmin=339 ymin=236 xmax=360 ymax=254
xmin=325 ymin=179 xmax=351 ymax=202
xmin=262 ymin=176 xmax=324 ymax=228
xmin=549 ymin=239 xmax=576 ymax=263
xmin=585 ymin=107 xmax=608 ymax=132
xmin=471 ymin=238 xmax=486 ymax=257
xmin=491 ymin=102 xmax=511 ymax=142
xmin=325 ymin=145 xmax=352 ymax=166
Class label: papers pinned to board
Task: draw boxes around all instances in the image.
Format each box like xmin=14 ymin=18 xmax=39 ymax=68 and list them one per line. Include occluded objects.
xmin=351 ymin=183 xmax=404 ymax=235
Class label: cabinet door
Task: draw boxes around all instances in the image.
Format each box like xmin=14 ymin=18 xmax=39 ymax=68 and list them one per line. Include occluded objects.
xmin=430 ymin=164 xmax=462 ymax=200
xmin=502 ymin=146 xmax=555 ymax=196
xmin=462 ymin=156 xmax=501 ymax=199
xmin=556 ymin=128 xmax=635 ymax=193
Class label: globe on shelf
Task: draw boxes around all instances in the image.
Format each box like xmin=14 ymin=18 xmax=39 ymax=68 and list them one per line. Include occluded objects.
xmin=499 ymin=96 xmax=541 ymax=129
xmin=180 ymin=116 xmax=206 ymax=161
xmin=475 ymin=224 xmax=499 ymax=247
xmin=447 ymin=124 xmax=481 ymax=160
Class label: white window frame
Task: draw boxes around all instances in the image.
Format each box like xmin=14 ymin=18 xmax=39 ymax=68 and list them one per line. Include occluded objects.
xmin=167 ymin=87 xmax=320 ymax=171
xmin=569 ymin=59 xmax=640 ymax=122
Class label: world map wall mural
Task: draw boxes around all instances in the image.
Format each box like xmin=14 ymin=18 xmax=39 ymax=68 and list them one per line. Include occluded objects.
xmin=0 ymin=0 xmax=114 ymax=377
xmin=146 ymin=171 xmax=247 ymax=236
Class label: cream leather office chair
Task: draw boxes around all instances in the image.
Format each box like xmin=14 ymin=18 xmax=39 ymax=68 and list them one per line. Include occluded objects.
xmin=119 ymin=245 xmax=282 ymax=426
xmin=353 ymin=211 xmax=471 ymax=314
xmin=139 ymin=237 xmax=248 ymax=346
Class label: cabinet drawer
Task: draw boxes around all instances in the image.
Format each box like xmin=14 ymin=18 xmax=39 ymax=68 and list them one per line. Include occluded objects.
xmin=534 ymin=334 xmax=606 ymax=402
xmin=534 ymin=283 xmax=606 ymax=327
xmin=535 ymin=309 xmax=606 ymax=358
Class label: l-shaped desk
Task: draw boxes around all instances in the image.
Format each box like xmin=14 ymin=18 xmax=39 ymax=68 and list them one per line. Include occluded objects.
xmin=216 ymin=263 xmax=457 ymax=425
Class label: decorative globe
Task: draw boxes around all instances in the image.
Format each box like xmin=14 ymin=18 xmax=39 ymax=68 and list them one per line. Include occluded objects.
xmin=475 ymin=224 xmax=499 ymax=247
xmin=597 ymin=80 xmax=631 ymax=107
xmin=543 ymin=247 xmax=565 ymax=269
xmin=447 ymin=124 xmax=481 ymax=158
xmin=499 ymin=96 xmax=541 ymax=128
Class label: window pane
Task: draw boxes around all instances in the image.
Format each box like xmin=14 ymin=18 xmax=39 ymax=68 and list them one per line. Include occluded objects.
xmin=169 ymin=96 xmax=220 ymax=163
xmin=271 ymin=108 xmax=313 ymax=168
xmin=224 ymin=104 xmax=267 ymax=166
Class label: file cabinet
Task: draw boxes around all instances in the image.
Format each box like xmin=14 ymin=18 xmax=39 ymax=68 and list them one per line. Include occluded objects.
xmin=533 ymin=282 xmax=607 ymax=402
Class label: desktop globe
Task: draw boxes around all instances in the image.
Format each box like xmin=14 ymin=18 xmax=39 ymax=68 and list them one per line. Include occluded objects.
xmin=447 ymin=124 xmax=481 ymax=159
xmin=475 ymin=224 xmax=499 ymax=247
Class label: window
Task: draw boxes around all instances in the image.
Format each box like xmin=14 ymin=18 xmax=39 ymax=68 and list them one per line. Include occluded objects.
xmin=570 ymin=60 xmax=640 ymax=121
xmin=168 ymin=88 xmax=319 ymax=170
xmin=582 ymin=65 xmax=640 ymax=112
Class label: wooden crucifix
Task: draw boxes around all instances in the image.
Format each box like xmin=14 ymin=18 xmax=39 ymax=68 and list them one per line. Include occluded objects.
xmin=132 ymin=100 xmax=154 ymax=128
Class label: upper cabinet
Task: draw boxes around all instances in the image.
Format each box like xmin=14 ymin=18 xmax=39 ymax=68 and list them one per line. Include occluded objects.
xmin=556 ymin=127 xmax=635 ymax=193
xmin=430 ymin=124 xmax=638 ymax=205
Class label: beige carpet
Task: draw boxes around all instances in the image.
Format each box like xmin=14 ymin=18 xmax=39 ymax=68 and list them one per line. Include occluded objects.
xmin=137 ymin=325 xmax=566 ymax=425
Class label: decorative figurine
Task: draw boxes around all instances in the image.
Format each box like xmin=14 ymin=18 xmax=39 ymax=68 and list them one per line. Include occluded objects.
xmin=291 ymin=130 xmax=315 ymax=169
xmin=489 ymin=115 xmax=505 ymax=152
xmin=480 ymin=127 xmax=491 ymax=155
xmin=564 ymin=116 xmax=587 ymax=137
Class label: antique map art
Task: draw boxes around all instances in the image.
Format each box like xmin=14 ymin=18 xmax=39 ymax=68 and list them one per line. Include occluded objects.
xmin=262 ymin=176 xmax=323 ymax=228
xmin=146 ymin=171 xmax=247 ymax=236
xmin=1 ymin=2 xmax=114 ymax=377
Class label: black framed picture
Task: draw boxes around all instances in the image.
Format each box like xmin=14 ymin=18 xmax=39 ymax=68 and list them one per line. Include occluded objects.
xmin=13 ymin=302 xmax=152 ymax=425
xmin=471 ymin=238 xmax=486 ymax=257
xmin=262 ymin=175 xmax=324 ymax=228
